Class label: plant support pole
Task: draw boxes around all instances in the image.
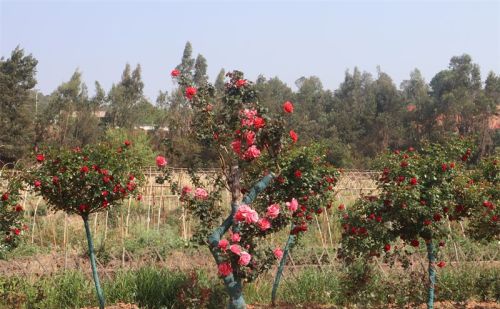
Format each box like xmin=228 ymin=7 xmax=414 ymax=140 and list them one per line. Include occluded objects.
xmin=83 ymin=216 xmax=105 ymax=309
xmin=426 ymin=241 xmax=436 ymax=309
xmin=271 ymin=224 xmax=296 ymax=306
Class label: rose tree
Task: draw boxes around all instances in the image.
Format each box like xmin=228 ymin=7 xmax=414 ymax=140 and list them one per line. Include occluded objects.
xmin=157 ymin=70 xmax=337 ymax=308
xmin=0 ymin=170 xmax=26 ymax=254
xmin=464 ymin=155 xmax=499 ymax=241
xmin=26 ymin=143 xmax=143 ymax=309
xmin=339 ymin=139 xmax=481 ymax=309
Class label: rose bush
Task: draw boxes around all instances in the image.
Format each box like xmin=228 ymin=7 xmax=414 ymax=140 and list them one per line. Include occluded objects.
xmin=339 ymin=139 xmax=497 ymax=309
xmin=465 ymin=155 xmax=499 ymax=241
xmin=0 ymin=170 xmax=25 ymax=254
xmin=25 ymin=142 xmax=144 ymax=309
xmin=156 ymin=69 xmax=338 ymax=308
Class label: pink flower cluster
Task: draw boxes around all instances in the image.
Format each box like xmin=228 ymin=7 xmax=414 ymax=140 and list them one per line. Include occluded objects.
xmin=234 ymin=204 xmax=259 ymax=224
xmin=194 ymin=187 xmax=208 ymax=200
xmin=286 ymin=198 xmax=299 ymax=212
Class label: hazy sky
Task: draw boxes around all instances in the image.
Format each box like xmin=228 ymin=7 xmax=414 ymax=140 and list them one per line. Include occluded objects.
xmin=1 ymin=0 xmax=499 ymax=100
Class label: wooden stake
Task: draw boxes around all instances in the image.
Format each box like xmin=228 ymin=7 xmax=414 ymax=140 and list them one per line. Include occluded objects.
xmin=157 ymin=186 xmax=163 ymax=231
xmin=125 ymin=196 xmax=132 ymax=237
xmin=104 ymin=210 xmax=109 ymax=242
xmin=31 ymin=197 xmax=42 ymax=244
xmin=63 ymin=213 xmax=68 ymax=270
xmin=323 ymin=207 xmax=335 ymax=249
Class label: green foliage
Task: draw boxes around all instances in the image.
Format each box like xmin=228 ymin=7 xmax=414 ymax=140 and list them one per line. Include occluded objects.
xmin=0 ymin=264 xmax=498 ymax=308
xmin=0 ymin=47 xmax=37 ymax=162
xmin=102 ymin=128 xmax=155 ymax=168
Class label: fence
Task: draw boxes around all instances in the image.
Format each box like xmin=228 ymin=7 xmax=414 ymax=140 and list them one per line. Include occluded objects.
xmin=0 ymin=168 xmax=382 ymax=277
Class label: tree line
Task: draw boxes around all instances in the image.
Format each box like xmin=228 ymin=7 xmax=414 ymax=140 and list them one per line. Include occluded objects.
xmin=1 ymin=42 xmax=498 ymax=167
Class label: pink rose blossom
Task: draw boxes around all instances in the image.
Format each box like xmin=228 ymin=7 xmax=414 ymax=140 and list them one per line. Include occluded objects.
xmin=286 ymin=198 xmax=299 ymax=212
xmin=218 ymin=239 xmax=229 ymax=251
xmin=230 ymin=244 xmax=241 ymax=255
xmin=243 ymin=108 xmax=257 ymax=119
xmin=231 ymin=233 xmax=241 ymax=243
xmin=258 ymin=218 xmax=271 ymax=231
xmin=273 ymin=248 xmax=284 ymax=260
xmin=243 ymin=145 xmax=261 ymax=160
xmin=266 ymin=204 xmax=280 ymax=219
xmin=234 ymin=204 xmax=259 ymax=224
xmin=194 ymin=188 xmax=208 ymax=200
xmin=218 ymin=263 xmax=232 ymax=277
xmin=241 ymin=108 xmax=258 ymax=127
xmin=238 ymin=252 xmax=252 ymax=266
xmin=156 ymin=155 xmax=167 ymax=167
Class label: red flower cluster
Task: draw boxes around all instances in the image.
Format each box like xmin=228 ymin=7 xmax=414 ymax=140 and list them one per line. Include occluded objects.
xmin=185 ymin=86 xmax=197 ymax=100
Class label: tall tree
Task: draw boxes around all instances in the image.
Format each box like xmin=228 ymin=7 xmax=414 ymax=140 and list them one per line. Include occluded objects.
xmin=193 ymin=54 xmax=208 ymax=86
xmin=331 ymin=68 xmax=375 ymax=162
xmin=478 ymin=72 xmax=500 ymax=155
xmin=365 ymin=68 xmax=404 ymax=154
xmin=400 ymin=69 xmax=433 ymax=144
xmin=39 ymin=71 xmax=102 ymax=146
xmin=108 ymin=64 xmax=145 ymax=128
xmin=215 ymin=68 xmax=226 ymax=94
xmin=430 ymin=54 xmax=482 ymax=135
xmin=0 ymin=47 xmax=38 ymax=162
xmin=175 ymin=41 xmax=195 ymax=83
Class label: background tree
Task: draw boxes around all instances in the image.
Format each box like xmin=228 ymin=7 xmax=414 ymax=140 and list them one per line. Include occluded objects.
xmin=108 ymin=64 xmax=146 ymax=129
xmin=0 ymin=47 xmax=38 ymax=163
xmin=38 ymin=71 xmax=102 ymax=147
xmin=193 ymin=54 xmax=208 ymax=86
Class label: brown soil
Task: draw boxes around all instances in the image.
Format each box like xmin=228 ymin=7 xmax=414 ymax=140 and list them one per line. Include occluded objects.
xmin=81 ymin=303 xmax=139 ymax=309
xmin=79 ymin=303 xmax=500 ymax=309
xmin=0 ymin=250 xmax=214 ymax=278
xmin=247 ymin=302 xmax=500 ymax=308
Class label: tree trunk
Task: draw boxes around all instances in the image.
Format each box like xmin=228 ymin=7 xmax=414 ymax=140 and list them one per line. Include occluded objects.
xmin=83 ymin=216 xmax=105 ymax=309
xmin=426 ymin=240 xmax=436 ymax=309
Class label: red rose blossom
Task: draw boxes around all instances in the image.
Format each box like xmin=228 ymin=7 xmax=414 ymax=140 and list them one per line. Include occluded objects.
xmin=283 ymin=101 xmax=294 ymax=113
xmin=236 ymin=79 xmax=247 ymax=87
xmin=171 ymin=69 xmax=180 ymax=77
xmin=36 ymin=154 xmax=45 ymax=162
xmin=185 ymin=86 xmax=197 ymax=100
xmin=289 ymin=130 xmax=298 ymax=143
xmin=253 ymin=117 xmax=265 ymax=129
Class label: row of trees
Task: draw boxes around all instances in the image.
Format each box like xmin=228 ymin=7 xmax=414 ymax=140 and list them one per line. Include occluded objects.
xmin=1 ymin=42 xmax=498 ymax=166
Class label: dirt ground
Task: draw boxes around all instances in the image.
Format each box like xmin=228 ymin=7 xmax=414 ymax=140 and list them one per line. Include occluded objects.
xmin=248 ymin=302 xmax=500 ymax=309
xmin=80 ymin=301 xmax=500 ymax=309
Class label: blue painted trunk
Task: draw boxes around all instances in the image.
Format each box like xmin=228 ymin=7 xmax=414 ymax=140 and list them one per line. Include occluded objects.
xmin=83 ymin=217 xmax=105 ymax=309
xmin=271 ymin=225 xmax=296 ymax=305
xmin=426 ymin=241 xmax=436 ymax=309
